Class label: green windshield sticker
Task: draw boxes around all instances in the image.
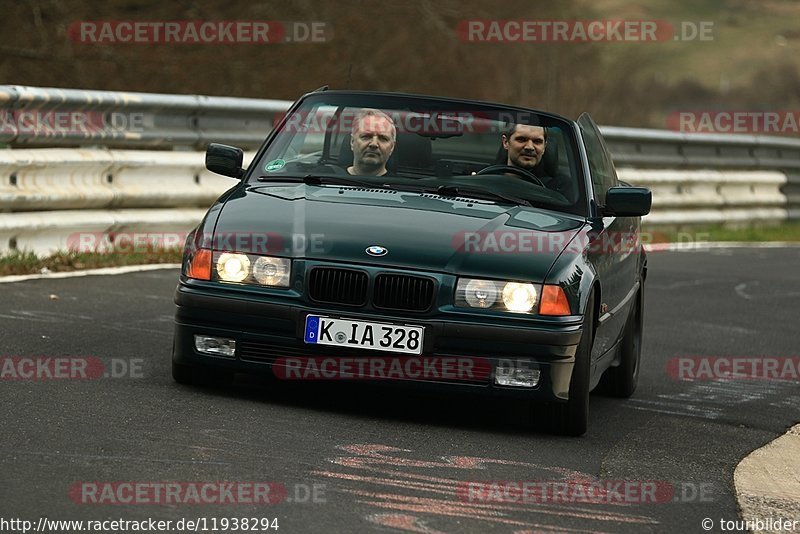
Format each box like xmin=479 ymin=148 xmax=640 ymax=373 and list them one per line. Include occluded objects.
xmin=264 ymin=159 xmax=286 ymax=172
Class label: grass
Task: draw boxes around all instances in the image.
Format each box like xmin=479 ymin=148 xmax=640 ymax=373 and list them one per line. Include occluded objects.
xmin=0 ymin=247 xmax=183 ymax=277
xmin=1 ymin=222 xmax=799 ymax=277
xmin=644 ymin=221 xmax=800 ymax=243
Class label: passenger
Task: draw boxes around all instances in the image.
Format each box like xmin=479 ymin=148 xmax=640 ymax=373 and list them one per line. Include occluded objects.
xmin=348 ymin=109 xmax=396 ymax=176
xmin=501 ymin=123 xmax=572 ymax=197
xmin=503 ymin=123 xmax=547 ymax=170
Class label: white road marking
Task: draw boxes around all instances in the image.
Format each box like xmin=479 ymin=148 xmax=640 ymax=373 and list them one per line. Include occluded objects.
xmin=0 ymin=264 xmax=180 ymax=284
xmin=734 ymin=281 xmax=759 ymax=300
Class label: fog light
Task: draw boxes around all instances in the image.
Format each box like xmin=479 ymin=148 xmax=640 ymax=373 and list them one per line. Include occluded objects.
xmin=494 ymin=360 xmax=541 ymax=388
xmin=194 ymin=335 xmax=236 ymax=358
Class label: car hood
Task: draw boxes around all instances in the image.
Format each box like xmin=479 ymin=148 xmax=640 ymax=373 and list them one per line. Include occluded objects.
xmin=212 ymin=184 xmax=585 ymax=281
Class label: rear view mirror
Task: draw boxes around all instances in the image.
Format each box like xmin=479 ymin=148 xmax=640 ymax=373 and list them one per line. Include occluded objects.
xmin=206 ymin=143 xmax=244 ymax=179
xmin=604 ymin=186 xmax=652 ymax=217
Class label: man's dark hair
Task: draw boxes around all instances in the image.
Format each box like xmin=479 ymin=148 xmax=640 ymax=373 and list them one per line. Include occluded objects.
xmin=502 ymin=123 xmax=548 ymax=141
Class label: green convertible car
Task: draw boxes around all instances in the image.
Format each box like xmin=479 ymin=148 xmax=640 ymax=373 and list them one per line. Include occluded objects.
xmin=172 ymin=89 xmax=651 ymax=436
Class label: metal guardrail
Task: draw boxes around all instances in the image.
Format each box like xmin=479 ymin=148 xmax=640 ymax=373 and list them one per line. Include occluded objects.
xmin=601 ymin=126 xmax=800 ymax=170
xmin=599 ymin=127 xmax=800 ymax=221
xmin=600 ymin=126 xmax=800 ymax=223
xmin=5 ymin=84 xmax=800 ymax=170
xmin=0 ymin=85 xmax=286 ymax=149
xmin=0 ymin=85 xmax=798 ymax=255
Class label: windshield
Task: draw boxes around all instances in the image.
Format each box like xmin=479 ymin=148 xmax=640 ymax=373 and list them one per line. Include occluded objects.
xmin=252 ymin=93 xmax=587 ymax=216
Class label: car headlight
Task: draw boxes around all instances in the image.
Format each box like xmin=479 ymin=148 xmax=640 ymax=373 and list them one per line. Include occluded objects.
xmin=252 ymin=256 xmax=291 ymax=286
xmin=463 ymin=279 xmax=499 ymax=308
xmin=456 ymin=278 xmax=539 ymax=313
xmin=217 ymin=252 xmax=251 ymax=282
xmin=212 ymin=251 xmax=291 ymax=288
xmin=502 ymin=282 xmax=538 ymax=312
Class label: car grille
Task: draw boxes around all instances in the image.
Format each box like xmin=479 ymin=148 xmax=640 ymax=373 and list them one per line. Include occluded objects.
xmin=308 ymin=267 xmax=368 ymax=306
xmin=373 ymin=274 xmax=435 ymax=312
xmin=307 ymin=267 xmax=436 ymax=312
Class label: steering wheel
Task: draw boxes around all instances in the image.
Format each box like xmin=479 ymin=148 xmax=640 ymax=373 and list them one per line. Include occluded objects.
xmin=475 ymin=164 xmax=545 ymax=187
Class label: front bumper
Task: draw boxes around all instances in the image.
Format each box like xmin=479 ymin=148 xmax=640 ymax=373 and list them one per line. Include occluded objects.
xmin=173 ymin=282 xmax=583 ymax=401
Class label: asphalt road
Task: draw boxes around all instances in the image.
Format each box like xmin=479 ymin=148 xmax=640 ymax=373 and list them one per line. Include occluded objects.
xmin=2 ymin=247 xmax=799 ymax=533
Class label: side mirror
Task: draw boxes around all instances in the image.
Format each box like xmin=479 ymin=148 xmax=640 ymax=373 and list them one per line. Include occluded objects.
xmin=604 ymin=186 xmax=652 ymax=217
xmin=206 ymin=143 xmax=244 ymax=179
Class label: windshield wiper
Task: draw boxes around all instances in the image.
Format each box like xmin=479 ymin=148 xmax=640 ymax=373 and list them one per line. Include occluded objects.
xmin=256 ymin=174 xmax=386 ymax=188
xmin=255 ymin=175 xmax=531 ymax=206
xmin=431 ymin=185 xmax=532 ymax=207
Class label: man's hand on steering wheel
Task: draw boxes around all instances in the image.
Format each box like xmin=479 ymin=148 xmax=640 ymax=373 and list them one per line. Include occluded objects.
xmin=475 ymin=164 xmax=545 ymax=187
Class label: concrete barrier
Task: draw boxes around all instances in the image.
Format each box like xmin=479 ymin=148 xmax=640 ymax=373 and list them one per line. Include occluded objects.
xmin=1 ymin=86 xmax=798 ymax=256
xmin=0 ymin=149 xmax=790 ymax=255
xmin=617 ymin=169 xmax=788 ymax=225
xmin=0 ymin=149 xmax=254 ymax=212
xmin=0 ymin=149 xmax=241 ymax=212
xmin=0 ymin=208 xmax=207 ymax=256
xmin=0 ymin=150 xmax=251 ymax=255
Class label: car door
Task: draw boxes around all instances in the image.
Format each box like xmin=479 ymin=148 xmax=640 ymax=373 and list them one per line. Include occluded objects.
xmin=577 ymin=113 xmax=638 ymax=362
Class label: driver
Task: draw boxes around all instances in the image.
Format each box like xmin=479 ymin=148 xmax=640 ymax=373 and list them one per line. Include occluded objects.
xmin=348 ymin=109 xmax=396 ymax=176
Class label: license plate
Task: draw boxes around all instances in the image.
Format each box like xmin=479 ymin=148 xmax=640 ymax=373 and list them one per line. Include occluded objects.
xmin=304 ymin=315 xmax=424 ymax=355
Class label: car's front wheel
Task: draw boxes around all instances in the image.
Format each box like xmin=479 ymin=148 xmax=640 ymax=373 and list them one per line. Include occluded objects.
xmin=547 ymin=292 xmax=595 ymax=437
xmin=172 ymin=361 xmax=195 ymax=384
xmin=172 ymin=361 xmax=234 ymax=387
xmin=597 ymin=283 xmax=643 ymax=398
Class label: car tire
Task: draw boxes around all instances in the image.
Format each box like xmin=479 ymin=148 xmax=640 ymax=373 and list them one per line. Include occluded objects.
xmin=195 ymin=366 xmax=234 ymax=387
xmin=172 ymin=362 xmax=234 ymax=387
xmin=597 ymin=283 xmax=643 ymax=398
xmin=548 ymin=291 xmax=594 ymax=437
xmin=172 ymin=361 xmax=195 ymax=384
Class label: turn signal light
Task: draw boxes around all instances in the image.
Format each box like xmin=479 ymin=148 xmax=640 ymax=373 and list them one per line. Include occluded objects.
xmin=539 ymin=285 xmax=571 ymax=316
xmin=188 ymin=249 xmax=212 ymax=280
